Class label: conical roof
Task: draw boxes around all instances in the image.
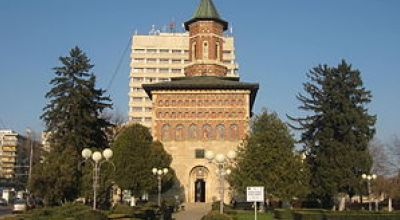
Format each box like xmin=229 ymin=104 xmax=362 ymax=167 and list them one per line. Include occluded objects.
xmin=184 ymin=0 xmax=228 ymax=31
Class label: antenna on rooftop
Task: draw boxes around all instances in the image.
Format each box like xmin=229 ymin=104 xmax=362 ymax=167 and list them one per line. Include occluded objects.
xmin=168 ymin=18 xmax=176 ymax=33
xmin=149 ymin=24 xmax=156 ymax=35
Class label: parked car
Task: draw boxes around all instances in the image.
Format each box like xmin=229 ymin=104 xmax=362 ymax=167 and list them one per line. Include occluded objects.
xmin=0 ymin=198 xmax=7 ymax=206
xmin=12 ymin=199 xmax=27 ymax=213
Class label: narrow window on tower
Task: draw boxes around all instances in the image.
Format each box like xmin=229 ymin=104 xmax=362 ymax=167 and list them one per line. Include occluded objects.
xmin=216 ymin=42 xmax=220 ymax=61
xmin=203 ymin=41 xmax=209 ymax=60
xmin=192 ymin=42 xmax=197 ymax=60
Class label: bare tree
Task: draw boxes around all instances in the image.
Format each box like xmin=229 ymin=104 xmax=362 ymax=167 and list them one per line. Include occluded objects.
xmin=369 ymin=138 xmax=392 ymax=176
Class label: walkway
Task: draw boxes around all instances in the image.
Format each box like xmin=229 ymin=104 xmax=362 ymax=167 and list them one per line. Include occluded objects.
xmin=173 ymin=203 xmax=211 ymax=220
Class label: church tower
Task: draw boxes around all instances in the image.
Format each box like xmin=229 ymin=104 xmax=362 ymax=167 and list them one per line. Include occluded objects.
xmin=143 ymin=0 xmax=259 ymax=203
xmin=184 ymin=0 xmax=228 ymax=77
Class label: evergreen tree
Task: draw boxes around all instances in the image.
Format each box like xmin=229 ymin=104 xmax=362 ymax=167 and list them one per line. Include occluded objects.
xmin=41 ymin=46 xmax=111 ymax=152
xmin=31 ymin=47 xmax=112 ymax=204
xmin=289 ymin=60 xmax=376 ymax=207
xmin=112 ymin=124 xmax=173 ymax=196
xmin=229 ymin=109 xmax=309 ymax=201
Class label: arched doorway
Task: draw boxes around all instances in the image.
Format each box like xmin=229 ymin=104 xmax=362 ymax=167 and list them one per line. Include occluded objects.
xmin=189 ymin=166 xmax=209 ymax=203
xmin=195 ymin=179 xmax=205 ymax=202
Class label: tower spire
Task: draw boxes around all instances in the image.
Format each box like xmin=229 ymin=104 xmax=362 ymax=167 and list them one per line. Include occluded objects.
xmin=184 ymin=0 xmax=228 ymax=31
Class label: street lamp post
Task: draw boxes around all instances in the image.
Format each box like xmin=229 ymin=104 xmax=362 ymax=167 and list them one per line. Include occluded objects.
xmin=152 ymin=167 xmax=168 ymax=207
xmin=362 ymin=173 xmax=377 ymax=211
xmin=26 ymin=128 xmax=34 ymax=187
xmin=205 ymin=150 xmax=236 ymax=214
xmin=81 ymin=148 xmax=114 ymax=210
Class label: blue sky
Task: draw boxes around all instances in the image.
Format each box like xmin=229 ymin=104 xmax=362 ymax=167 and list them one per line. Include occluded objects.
xmin=0 ymin=0 xmax=399 ymax=142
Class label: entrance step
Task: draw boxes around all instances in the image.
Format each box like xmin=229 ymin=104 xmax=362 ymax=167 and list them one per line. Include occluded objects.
xmin=173 ymin=203 xmax=211 ymax=220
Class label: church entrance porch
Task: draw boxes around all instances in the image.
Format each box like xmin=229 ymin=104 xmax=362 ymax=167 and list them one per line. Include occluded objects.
xmin=189 ymin=166 xmax=209 ymax=203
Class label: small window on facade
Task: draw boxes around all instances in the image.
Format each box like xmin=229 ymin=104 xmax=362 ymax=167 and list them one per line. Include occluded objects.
xmin=195 ymin=149 xmax=205 ymax=159
xmin=147 ymin=49 xmax=157 ymax=53
xmin=216 ymin=42 xmax=220 ymax=60
xmin=192 ymin=42 xmax=197 ymax=60
xmin=160 ymin=49 xmax=169 ymax=53
xmin=203 ymin=41 xmax=209 ymax=60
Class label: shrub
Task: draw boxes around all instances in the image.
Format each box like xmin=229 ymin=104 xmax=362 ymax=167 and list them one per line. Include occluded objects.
xmin=212 ymin=201 xmax=234 ymax=212
xmin=112 ymin=204 xmax=137 ymax=215
xmin=274 ymin=209 xmax=294 ymax=219
xmin=74 ymin=210 xmax=108 ymax=220
xmin=201 ymin=211 xmax=233 ymax=220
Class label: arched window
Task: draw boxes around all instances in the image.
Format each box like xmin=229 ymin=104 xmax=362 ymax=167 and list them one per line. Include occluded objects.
xmin=192 ymin=42 xmax=197 ymax=60
xmin=230 ymin=124 xmax=239 ymax=140
xmin=161 ymin=124 xmax=170 ymax=141
xmin=216 ymin=124 xmax=225 ymax=140
xmin=216 ymin=42 xmax=220 ymax=61
xmin=203 ymin=41 xmax=209 ymax=60
xmin=188 ymin=124 xmax=198 ymax=140
xmin=202 ymin=124 xmax=212 ymax=140
xmin=175 ymin=124 xmax=185 ymax=141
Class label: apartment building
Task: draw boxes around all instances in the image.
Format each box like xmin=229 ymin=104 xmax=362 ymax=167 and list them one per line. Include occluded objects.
xmin=128 ymin=32 xmax=239 ymax=127
xmin=0 ymin=130 xmax=19 ymax=179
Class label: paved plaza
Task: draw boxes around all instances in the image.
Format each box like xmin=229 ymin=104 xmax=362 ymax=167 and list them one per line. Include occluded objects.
xmin=172 ymin=203 xmax=211 ymax=220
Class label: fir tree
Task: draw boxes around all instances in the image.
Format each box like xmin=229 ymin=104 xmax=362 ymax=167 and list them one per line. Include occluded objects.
xmin=289 ymin=60 xmax=376 ymax=208
xmin=112 ymin=124 xmax=173 ymax=196
xmin=31 ymin=47 xmax=112 ymax=204
xmin=229 ymin=109 xmax=309 ymax=201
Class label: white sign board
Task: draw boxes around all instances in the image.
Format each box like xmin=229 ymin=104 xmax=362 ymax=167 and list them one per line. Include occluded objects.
xmin=246 ymin=186 xmax=264 ymax=202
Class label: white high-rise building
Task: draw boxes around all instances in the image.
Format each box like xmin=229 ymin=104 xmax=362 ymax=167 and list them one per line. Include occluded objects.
xmin=0 ymin=130 xmax=19 ymax=179
xmin=128 ymin=32 xmax=239 ymax=127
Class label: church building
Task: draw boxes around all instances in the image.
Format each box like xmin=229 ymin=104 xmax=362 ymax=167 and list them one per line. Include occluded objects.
xmin=143 ymin=0 xmax=259 ymax=203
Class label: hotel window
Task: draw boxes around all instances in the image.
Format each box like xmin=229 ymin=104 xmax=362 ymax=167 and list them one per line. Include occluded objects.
xmin=160 ymin=59 xmax=169 ymax=64
xmin=172 ymin=69 xmax=181 ymax=74
xmin=133 ymin=58 xmax=144 ymax=63
xmin=146 ymin=68 xmax=157 ymax=73
xmin=160 ymin=49 xmax=169 ymax=53
xmin=132 ymin=77 xmax=143 ymax=82
xmin=147 ymin=58 xmax=157 ymax=63
xmin=223 ymin=50 xmax=231 ymax=55
xmin=134 ymin=49 xmax=145 ymax=53
xmin=133 ymin=68 xmax=144 ymax=73
xmin=172 ymin=59 xmax=181 ymax=64
xmin=172 ymin=49 xmax=182 ymax=54
xmin=159 ymin=68 xmax=169 ymax=73
xmin=145 ymin=117 xmax=152 ymax=123
xmin=145 ymin=107 xmax=152 ymax=112
xmin=147 ymin=49 xmax=157 ymax=53
xmin=132 ymin=107 xmax=142 ymax=112
xmin=195 ymin=149 xmax=205 ymax=159
xmin=132 ymin=117 xmax=141 ymax=122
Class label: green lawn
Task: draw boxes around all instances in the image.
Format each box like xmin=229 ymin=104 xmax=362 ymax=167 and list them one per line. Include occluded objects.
xmin=229 ymin=211 xmax=274 ymax=220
